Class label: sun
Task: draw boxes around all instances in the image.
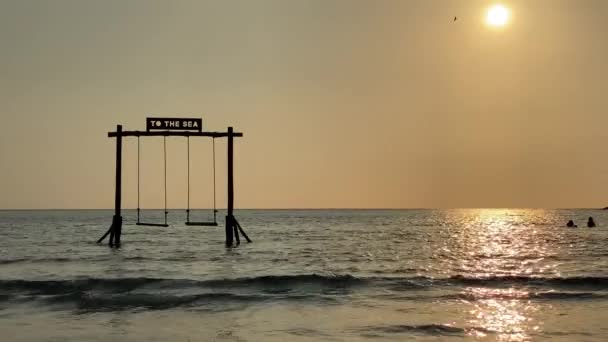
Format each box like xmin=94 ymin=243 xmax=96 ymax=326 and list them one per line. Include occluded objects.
xmin=486 ymin=4 xmax=510 ymax=27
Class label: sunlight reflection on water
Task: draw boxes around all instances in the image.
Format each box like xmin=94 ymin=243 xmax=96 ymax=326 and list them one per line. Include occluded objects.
xmin=434 ymin=209 xmax=563 ymax=278
xmin=436 ymin=210 xmax=562 ymax=340
xmin=430 ymin=210 xmax=563 ymax=341
xmin=464 ymin=287 xmax=541 ymax=341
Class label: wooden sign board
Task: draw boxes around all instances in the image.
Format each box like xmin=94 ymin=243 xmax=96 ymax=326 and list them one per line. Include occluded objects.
xmin=146 ymin=117 xmax=202 ymax=132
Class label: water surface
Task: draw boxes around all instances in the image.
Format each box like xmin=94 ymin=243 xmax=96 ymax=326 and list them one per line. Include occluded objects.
xmin=1 ymin=209 xmax=608 ymax=341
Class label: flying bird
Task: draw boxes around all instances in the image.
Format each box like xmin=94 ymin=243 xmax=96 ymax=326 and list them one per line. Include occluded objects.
xmin=454 ymin=16 xmax=457 ymax=21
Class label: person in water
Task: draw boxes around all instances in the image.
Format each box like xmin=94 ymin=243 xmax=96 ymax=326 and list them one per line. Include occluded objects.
xmin=567 ymin=220 xmax=577 ymax=228
xmin=587 ymin=217 xmax=596 ymax=227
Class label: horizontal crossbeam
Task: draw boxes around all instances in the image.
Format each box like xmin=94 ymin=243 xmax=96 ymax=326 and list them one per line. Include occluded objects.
xmin=108 ymin=131 xmax=243 ymax=138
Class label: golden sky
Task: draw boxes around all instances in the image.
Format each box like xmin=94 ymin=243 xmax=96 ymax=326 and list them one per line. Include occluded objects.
xmin=1 ymin=0 xmax=607 ymax=209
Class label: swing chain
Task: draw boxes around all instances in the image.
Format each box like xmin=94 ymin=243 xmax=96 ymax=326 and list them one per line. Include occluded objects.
xmin=186 ymin=136 xmax=190 ymax=222
xmin=212 ymin=137 xmax=217 ymax=222
xmin=137 ymin=136 xmax=141 ymax=223
xmin=164 ymin=136 xmax=168 ymax=226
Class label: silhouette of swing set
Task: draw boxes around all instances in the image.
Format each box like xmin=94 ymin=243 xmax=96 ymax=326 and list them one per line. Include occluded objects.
xmin=97 ymin=117 xmax=250 ymax=248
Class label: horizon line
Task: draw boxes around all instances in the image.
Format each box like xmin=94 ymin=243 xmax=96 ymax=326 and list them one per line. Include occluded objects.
xmin=1 ymin=207 xmax=606 ymax=211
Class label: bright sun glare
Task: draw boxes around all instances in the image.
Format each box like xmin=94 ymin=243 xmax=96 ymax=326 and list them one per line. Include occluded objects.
xmin=486 ymin=4 xmax=510 ymax=27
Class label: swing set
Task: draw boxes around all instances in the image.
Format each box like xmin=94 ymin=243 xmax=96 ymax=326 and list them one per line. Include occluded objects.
xmin=135 ymin=136 xmax=218 ymax=227
xmin=97 ymin=117 xmax=250 ymax=248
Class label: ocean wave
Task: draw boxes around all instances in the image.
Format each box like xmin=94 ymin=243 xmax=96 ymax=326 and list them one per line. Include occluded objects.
xmin=356 ymin=323 xmax=483 ymax=337
xmin=42 ymin=292 xmax=267 ymax=312
xmin=0 ymin=281 xmax=340 ymax=312
xmin=3 ymin=274 xmax=608 ymax=293
xmin=374 ymin=290 xmax=607 ymax=302
xmin=446 ymin=275 xmax=608 ymax=288
xmin=452 ymin=291 xmax=605 ymax=301
xmin=0 ymin=257 xmax=76 ymax=265
xmin=0 ymin=274 xmax=366 ymax=297
xmin=529 ymin=291 xmax=603 ymax=300
xmin=0 ymin=255 xmax=213 ymax=265
xmin=2 ymin=274 xmax=608 ymax=307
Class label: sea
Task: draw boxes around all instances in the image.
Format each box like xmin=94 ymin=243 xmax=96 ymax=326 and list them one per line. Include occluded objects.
xmin=1 ymin=209 xmax=608 ymax=341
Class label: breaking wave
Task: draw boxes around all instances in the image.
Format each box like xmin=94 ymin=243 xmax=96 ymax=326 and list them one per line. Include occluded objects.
xmin=1 ymin=274 xmax=607 ymax=311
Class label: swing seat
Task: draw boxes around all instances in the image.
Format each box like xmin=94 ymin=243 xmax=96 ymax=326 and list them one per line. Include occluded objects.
xmin=136 ymin=222 xmax=169 ymax=227
xmin=185 ymin=221 xmax=218 ymax=226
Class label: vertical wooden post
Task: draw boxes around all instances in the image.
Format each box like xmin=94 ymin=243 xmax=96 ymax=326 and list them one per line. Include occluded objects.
xmin=225 ymin=126 xmax=234 ymax=247
xmin=97 ymin=125 xmax=124 ymax=246
xmin=110 ymin=125 xmax=123 ymax=247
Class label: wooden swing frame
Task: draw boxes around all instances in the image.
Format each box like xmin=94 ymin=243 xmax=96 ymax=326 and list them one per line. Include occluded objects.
xmin=97 ymin=122 xmax=250 ymax=248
